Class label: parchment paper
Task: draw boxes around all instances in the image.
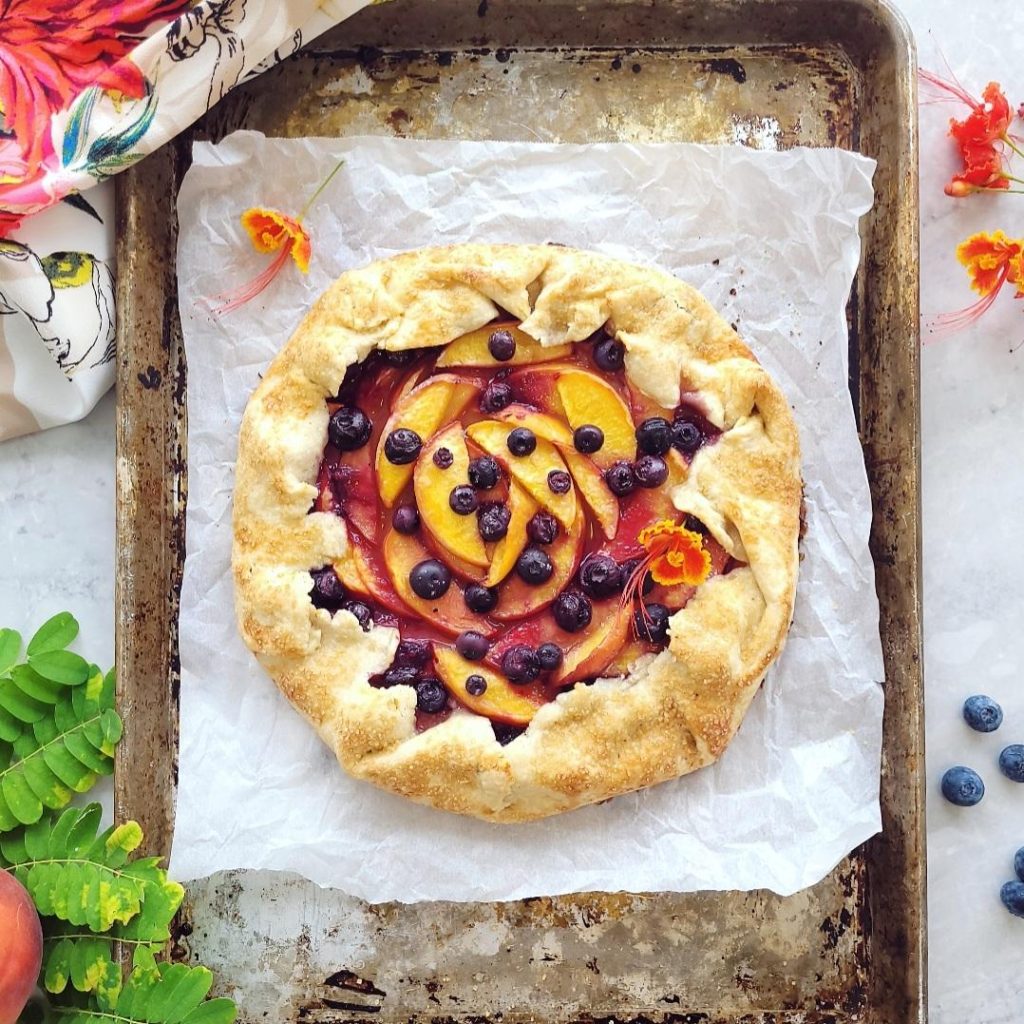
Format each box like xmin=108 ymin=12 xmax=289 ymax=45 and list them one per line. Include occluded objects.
xmin=170 ymin=131 xmax=883 ymax=903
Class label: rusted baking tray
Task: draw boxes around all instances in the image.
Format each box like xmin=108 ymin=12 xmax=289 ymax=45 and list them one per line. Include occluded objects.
xmin=113 ymin=1 xmax=923 ymax=1021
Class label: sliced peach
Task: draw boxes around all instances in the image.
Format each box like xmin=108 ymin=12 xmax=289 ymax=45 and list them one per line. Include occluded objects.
xmin=433 ymin=647 xmax=545 ymax=726
xmin=466 ymin=420 xmax=577 ymax=528
xmin=376 ymin=375 xmax=478 ymax=507
xmin=551 ymin=601 xmax=633 ymax=687
xmin=603 ymin=639 xmax=650 ymax=678
xmin=414 ymin=422 xmax=488 ymax=568
xmin=506 ymin=364 xmax=573 ymax=417
xmin=436 ymin=322 xmax=571 ymax=369
xmin=492 ymin=508 xmax=585 ymax=621
xmin=348 ymin=542 xmax=409 ymax=616
xmin=556 ymin=369 xmax=636 ymax=470
xmin=315 ymin=457 xmax=380 ymax=544
xmin=561 ymin=448 xmax=618 ymax=540
xmin=383 ymin=529 xmax=494 ymax=637
xmin=496 ymin=404 xmax=573 ymax=446
xmin=486 ymin=482 xmax=539 ymax=587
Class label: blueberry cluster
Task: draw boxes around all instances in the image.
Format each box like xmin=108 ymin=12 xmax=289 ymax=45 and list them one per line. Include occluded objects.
xmin=308 ymin=567 xmax=374 ymax=631
xmin=939 ymin=693 xmax=1024 ymax=919
xmin=375 ymin=638 xmax=449 ymax=714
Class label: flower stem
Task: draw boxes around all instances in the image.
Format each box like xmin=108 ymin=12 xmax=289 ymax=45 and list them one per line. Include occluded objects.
xmin=298 ymin=158 xmax=346 ymax=221
xmin=1002 ymin=134 xmax=1024 ymax=161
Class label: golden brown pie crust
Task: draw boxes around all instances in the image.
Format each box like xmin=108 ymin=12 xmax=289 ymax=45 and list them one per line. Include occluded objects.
xmin=232 ymin=244 xmax=801 ymax=821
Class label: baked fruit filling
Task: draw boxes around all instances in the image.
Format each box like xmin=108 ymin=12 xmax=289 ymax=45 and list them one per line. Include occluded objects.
xmin=309 ymin=322 xmax=739 ymax=741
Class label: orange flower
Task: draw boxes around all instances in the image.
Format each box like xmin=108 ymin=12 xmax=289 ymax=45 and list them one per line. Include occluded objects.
xmin=636 ymin=519 xmax=712 ymax=587
xmin=929 ymin=231 xmax=1024 ymax=338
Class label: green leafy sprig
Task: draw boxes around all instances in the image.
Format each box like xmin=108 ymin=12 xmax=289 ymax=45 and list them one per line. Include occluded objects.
xmin=1 ymin=614 xmax=236 ymax=1024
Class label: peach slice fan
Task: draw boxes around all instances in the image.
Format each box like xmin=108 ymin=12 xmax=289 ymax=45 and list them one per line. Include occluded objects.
xmin=207 ymin=158 xmax=345 ymax=316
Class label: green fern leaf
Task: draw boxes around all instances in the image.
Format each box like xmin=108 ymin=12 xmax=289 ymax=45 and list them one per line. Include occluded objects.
xmin=27 ymin=613 xmax=79 ymax=656
xmin=0 ymin=667 xmax=119 ymax=831
xmin=0 ymin=627 xmax=21 ymax=675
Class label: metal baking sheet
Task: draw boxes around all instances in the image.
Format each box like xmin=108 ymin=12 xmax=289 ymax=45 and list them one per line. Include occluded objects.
xmin=113 ymin=1 xmax=923 ymax=1021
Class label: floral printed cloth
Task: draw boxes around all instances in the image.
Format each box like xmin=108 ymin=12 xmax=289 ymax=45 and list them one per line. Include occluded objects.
xmin=0 ymin=0 xmax=381 ymax=441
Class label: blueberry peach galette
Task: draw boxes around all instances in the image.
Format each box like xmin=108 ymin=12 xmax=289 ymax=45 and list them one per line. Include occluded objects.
xmin=232 ymin=244 xmax=801 ymax=821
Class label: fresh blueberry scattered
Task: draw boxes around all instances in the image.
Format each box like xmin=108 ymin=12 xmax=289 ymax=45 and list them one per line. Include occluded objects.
xmin=547 ymin=469 xmax=571 ymax=494
xmin=635 ymin=602 xmax=670 ymax=644
xmin=672 ymin=418 xmax=703 ymax=454
xmin=604 ymin=459 xmax=637 ymax=497
xmin=578 ymin=553 xmax=623 ymax=599
xmin=328 ymin=407 xmax=372 ymax=451
xmin=527 ymin=511 xmax=559 ymax=545
xmin=384 ymin=428 xmax=422 ymax=465
xmin=502 ymin=644 xmax=541 ymax=684
xmin=593 ymin=337 xmax=625 ymax=372
xmin=449 ymin=485 xmax=479 ymax=515
xmin=395 ymin=638 xmax=430 ymax=667
xmin=1000 ymin=881 xmax=1024 ymax=919
xmin=478 ymin=502 xmax=512 ymax=542
xmin=464 ymin=584 xmax=499 ymax=614
xmin=634 ymin=454 xmax=668 ymax=488
xmin=941 ymin=765 xmax=985 ymax=806
xmin=415 ymin=677 xmax=448 ymax=713
xmin=962 ymin=694 xmax=1003 ymax=733
xmin=492 ymin=722 xmax=524 ymax=745
xmin=468 ymin=455 xmax=500 ymax=490
xmin=999 ymin=745 xmax=1024 ymax=783
xmin=343 ymin=600 xmax=373 ymax=631
xmin=536 ymin=642 xmax=563 ymax=671
xmin=1015 ymin=846 xmax=1024 ymax=883
xmin=310 ymin=568 xmax=346 ymax=607
xmin=409 ymin=559 xmax=451 ymax=600
xmin=488 ymin=328 xmax=517 ymax=361
xmin=636 ymin=417 xmax=672 ymax=456
xmin=391 ymin=504 xmax=420 ymax=534
xmin=480 ymin=381 xmax=514 ymax=413
xmin=456 ymin=630 xmax=490 ymax=661
xmin=466 ymin=674 xmax=488 ymax=696
xmin=507 ymin=427 xmax=537 ymax=456
xmin=383 ymin=664 xmax=419 ymax=688
xmin=516 ymin=546 xmax=554 ymax=585
xmin=552 ymin=589 xmax=592 ymax=633
xmin=433 ymin=446 xmax=454 ymax=469
xmin=573 ymin=424 xmax=605 ymax=454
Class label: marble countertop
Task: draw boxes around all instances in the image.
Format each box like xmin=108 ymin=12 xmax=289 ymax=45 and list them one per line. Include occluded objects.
xmin=2 ymin=2 xmax=1023 ymax=1020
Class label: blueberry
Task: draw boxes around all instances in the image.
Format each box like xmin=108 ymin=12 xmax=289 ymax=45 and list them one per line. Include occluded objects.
xmin=464 ymin=583 xmax=499 ymax=614
xmin=963 ymin=695 xmax=1003 ymax=733
xmin=433 ymin=446 xmax=454 ymax=469
xmin=488 ymin=328 xmax=517 ymax=361
xmin=502 ymin=644 xmax=540 ymax=684
xmin=1015 ymin=846 xmax=1024 ymax=883
xmin=478 ymin=502 xmax=512 ymax=541
xmin=449 ymin=485 xmax=478 ymax=515
xmin=527 ymin=511 xmax=559 ymax=545
xmin=547 ymin=469 xmax=571 ymax=494
xmin=492 ymin=722 xmax=524 ymax=745
xmin=383 ymin=664 xmax=419 ymax=688
xmin=941 ymin=765 xmax=985 ymax=806
xmin=634 ymin=454 xmax=668 ymax=488
xmin=468 ymin=455 xmax=500 ymax=490
xmin=636 ymin=417 xmax=672 ymax=456
xmin=384 ymin=428 xmax=422 ymax=465
xmin=392 ymin=504 xmax=420 ymax=534
xmin=416 ymin=677 xmax=448 ymax=713
xmin=573 ymin=424 xmax=604 ymax=454
xmin=328 ymin=407 xmax=372 ymax=451
xmin=456 ymin=630 xmax=490 ymax=661
xmin=536 ymin=642 xmax=563 ymax=671
xmin=999 ymin=745 xmax=1024 ymax=783
xmin=507 ymin=427 xmax=537 ymax=456
xmin=604 ymin=460 xmax=637 ymax=497
xmin=409 ymin=559 xmax=451 ymax=600
xmin=620 ymin=557 xmax=654 ymax=595
xmin=395 ymin=638 xmax=430 ymax=667
xmin=480 ymin=381 xmax=514 ymax=413
xmin=553 ymin=589 xmax=592 ymax=633
xmin=1000 ymin=881 xmax=1024 ymax=919
xmin=672 ymin=418 xmax=703 ymax=454
xmin=516 ymin=546 xmax=554 ymax=585
xmin=578 ymin=553 xmax=623 ymax=599
xmin=343 ymin=600 xmax=373 ymax=631
xmin=466 ymin=674 xmax=488 ymax=696
xmin=593 ymin=337 xmax=625 ymax=372
xmin=635 ymin=602 xmax=670 ymax=644
xmin=310 ymin=568 xmax=346 ymax=607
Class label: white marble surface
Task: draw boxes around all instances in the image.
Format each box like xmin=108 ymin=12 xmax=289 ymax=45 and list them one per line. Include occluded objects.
xmin=2 ymin=1 xmax=1023 ymax=1019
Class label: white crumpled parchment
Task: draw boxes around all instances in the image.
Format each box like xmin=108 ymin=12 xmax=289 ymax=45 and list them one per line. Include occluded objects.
xmin=170 ymin=131 xmax=884 ymax=903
